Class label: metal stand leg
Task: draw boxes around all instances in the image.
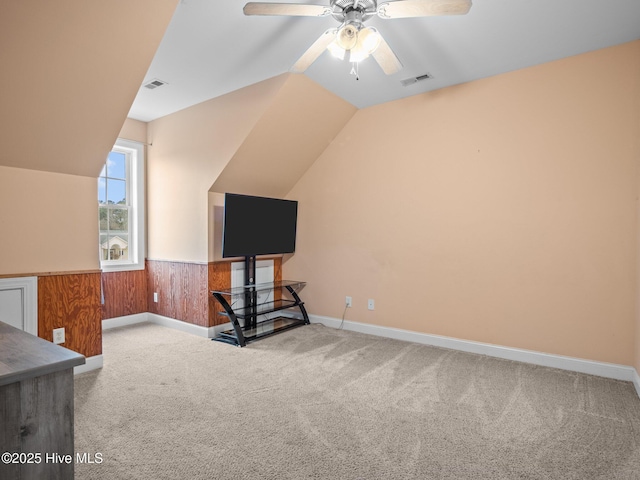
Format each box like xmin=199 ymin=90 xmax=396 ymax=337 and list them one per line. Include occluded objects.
xmin=212 ymin=292 xmax=246 ymax=347
xmin=286 ymin=285 xmax=310 ymax=324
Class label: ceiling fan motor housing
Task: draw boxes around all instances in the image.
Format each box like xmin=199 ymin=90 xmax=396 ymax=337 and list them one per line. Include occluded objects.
xmin=331 ymin=0 xmax=377 ymax=23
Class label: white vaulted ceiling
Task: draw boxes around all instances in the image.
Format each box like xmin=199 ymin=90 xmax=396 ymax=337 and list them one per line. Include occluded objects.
xmin=129 ymin=0 xmax=640 ymax=122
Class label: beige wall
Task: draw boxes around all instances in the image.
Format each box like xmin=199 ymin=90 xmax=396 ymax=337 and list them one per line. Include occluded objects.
xmin=285 ymin=41 xmax=640 ymax=366
xmin=0 ymin=118 xmax=150 ymax=277
xmin=0 ymin=0 xmax=176 ymax=278
xmin=211 ymin=74 xmax=356 ymax=199
xmin=147 ymin=75 xmax=289 ymax=263
xmin=119 ymin=118 xmax=148 ymax=145
xmin=0 ymin=0 xmax=177 ymax=177
xmin=147 ymin=74 xmax=356 ymax=263
xmin=0 ymin=166 xmax=99 ymax=275
xmin=637 ymin=181 xmax=640 ymax=374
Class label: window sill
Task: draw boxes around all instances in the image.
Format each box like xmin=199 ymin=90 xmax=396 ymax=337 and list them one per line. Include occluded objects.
xmin=100 ymin=262 xmax=145 ymax=273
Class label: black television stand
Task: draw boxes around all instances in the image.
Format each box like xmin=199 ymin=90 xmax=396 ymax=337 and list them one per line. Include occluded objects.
xmin=211 ymin=256 xmax=309 ymax=347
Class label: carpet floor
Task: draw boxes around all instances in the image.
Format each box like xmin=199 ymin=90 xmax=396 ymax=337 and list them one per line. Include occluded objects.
xmin=74 ymin=322 xmax=640 ymax=479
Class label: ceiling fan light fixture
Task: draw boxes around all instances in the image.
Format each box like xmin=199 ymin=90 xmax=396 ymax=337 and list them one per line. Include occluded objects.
xmin=335 ymin=23 xmax=358 ymax=50
xmin=349 ymin=49 xmax=369 ymax=63
xmin=357 ymin=26 xmax=381 ymax=54
xmin=327 ymin=40 xmax=346 ymax=60
xmin=348 ymin=26 xmax=381 ymax=63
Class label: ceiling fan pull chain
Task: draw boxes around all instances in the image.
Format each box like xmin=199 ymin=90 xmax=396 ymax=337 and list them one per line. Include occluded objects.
xmin=350 ymin=61 xmax=360 ymax=80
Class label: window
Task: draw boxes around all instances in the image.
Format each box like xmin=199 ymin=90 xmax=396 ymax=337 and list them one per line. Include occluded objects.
xmin=98 ymin=138 xmax=145 ymax=271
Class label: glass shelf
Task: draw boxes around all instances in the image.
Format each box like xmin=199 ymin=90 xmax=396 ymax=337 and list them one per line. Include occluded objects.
xmin=218 ymin=298 xmax=299 ymax=319
xmin=216 ymin=316 xmax=305 ymax=345
xmin=211 ymin=279 xmax=309 ymax=347
xmin=211 ymin=280 xmax=306 ymax=297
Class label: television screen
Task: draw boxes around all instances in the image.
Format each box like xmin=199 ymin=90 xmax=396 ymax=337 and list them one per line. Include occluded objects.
xmin=222 ymin=193 xmax=298 ymax=258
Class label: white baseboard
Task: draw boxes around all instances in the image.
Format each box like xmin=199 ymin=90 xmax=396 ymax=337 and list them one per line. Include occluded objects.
xmin=310 ymin=314 xmax=639 ymax=384
xmin=147 ymin=313 xmax=216 ymax=338
xmin=103 ymin=313 xmax=220 ymax=338
xmin=74 ymin=354 xmax=103 ymax=375
xmin=102 ymin=313 xmax=149 ymax=330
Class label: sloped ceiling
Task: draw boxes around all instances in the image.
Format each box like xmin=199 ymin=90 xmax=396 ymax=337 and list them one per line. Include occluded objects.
xmin=0 ymin=0 xmax=178 ymax=177
xmin=211 ymin=74 xmax=357 ymax=198
xmin=129 ymin=0 xmax=640 ymax=122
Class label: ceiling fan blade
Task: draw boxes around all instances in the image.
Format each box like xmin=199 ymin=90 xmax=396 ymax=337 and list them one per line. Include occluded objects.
xmin=372 ymin=35 xmax=403 ymax=75
xmin=377 ymin=0 xmax=471 ymax=19
xmin=244 ymin=2 xmax=331 ymax=17
xmin=291 ymin=29 xmax=337 ymax=73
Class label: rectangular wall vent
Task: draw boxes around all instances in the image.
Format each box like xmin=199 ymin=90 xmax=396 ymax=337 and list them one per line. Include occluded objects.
xmin=400 ymin=73 xmax=432 ymax=87
xmin=143 ymin=79 xmax=168 ymax=90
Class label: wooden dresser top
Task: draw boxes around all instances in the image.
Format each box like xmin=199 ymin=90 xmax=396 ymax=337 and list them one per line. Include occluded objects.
xmin=0 ymin=321 xmax=85 ymax=386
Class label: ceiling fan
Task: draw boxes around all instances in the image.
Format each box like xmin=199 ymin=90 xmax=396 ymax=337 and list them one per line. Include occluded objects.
xmin=243 ymin=0 xmax=472 ymax=76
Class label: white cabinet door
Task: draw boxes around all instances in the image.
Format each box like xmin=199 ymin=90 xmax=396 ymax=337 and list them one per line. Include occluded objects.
xmin=0 ymin=288 xmax=24 ymax=330
xmin=0 ymin=277 xmax=37 ymax=335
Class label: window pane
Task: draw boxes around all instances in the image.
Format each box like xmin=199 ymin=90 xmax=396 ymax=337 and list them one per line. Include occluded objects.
xmin=99 ymin=207 xmax=108 ymax=231
xmin=107 ymin=151 xmax=126 ymax=179
xmin=100 ymin=234 xmax=109 ymax=261
xmin=98 ymin=138 xmax=144 ymax=267
xmin=108 ymin=207 xmax=129 ymax=232
xmin=101 ymin=234 xmax=129 ymax=261
xmin=108 ymin=235 xmax=129 ymax=261
xmin=106 ymin=178 xmax=126 ymax=204
xmin=98 ymin=178 xmax=106 ymax=204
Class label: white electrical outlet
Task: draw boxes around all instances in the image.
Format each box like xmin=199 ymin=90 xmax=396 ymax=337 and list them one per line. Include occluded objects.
xmin=53 ymin=327 xmax=65 ymax=344
xmin=153 ymin=292 xmax=159 ymax=303
xmin=368 ymin=299 xmax=375 ymax=310
xmin=346 ymin=296 xmax=352 ymax=307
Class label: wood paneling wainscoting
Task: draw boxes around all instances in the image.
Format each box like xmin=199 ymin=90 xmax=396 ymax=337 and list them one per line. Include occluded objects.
xmin=146 ymin=260 xmax=209 ymax=327
xmin=3 ymin=258 xmax=282 ymax=361
xmin=4 ymin=258 xmax=283 ymax=360
xmin=38 ymin=272 xmax=102 ymax=358
xmin=146 ymin=257 xmax=283 ymax=328
xmin=101 ymin=269 xmax=147 ymax=320
xmin=208 ymin=261 xmax=231 ymax=326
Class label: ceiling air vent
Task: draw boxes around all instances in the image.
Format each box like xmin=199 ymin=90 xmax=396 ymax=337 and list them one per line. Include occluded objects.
xmin=400 ymin=73 xmax=432 ymax=87
xmin=143 ymin=79 xmax=168 ymax=90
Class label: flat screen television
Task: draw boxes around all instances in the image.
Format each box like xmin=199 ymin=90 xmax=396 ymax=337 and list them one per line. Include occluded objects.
xmin=222 ymin=193 xmax=298 ymax=258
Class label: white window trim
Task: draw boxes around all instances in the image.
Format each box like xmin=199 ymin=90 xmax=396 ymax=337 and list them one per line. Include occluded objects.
xmin=99 ymin=138 xmax=146 ymax=272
